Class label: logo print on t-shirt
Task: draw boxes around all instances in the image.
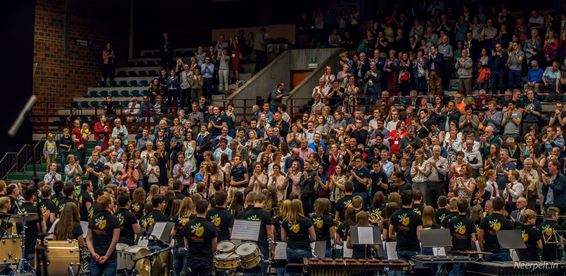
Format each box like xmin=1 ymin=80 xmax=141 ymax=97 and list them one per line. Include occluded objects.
xmin=95 ymin=216 xmax=107 ymax=230
xmin=489 ymin=219 xmax=501 ymax=232
xmin=521 ymin=230 xmax=529 ymax=242
xmin=290 ymin=222 xmax=300 ymax=234
xmin=191 ymin=223 xmax=204 ymax=238
xmin=210 ymin=214 xmax=222 ymax=227
xmin=542 ymin=225 xmax=554 ymax=238
xmin=399 ymin=213 xmax=410 ymax=226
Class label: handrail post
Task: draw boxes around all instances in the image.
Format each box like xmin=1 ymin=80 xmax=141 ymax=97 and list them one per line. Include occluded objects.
xmin=243 ymin=99 xmax=247 ymax=120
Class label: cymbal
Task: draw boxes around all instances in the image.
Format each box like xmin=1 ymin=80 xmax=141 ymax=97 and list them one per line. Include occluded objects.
xmin=135 ymin=248 xmax=152 ymax=276
xmin=8 ymin=213 xmax=38 ymax=223
xmin=152 ymin=251 xmax=170 ymax=276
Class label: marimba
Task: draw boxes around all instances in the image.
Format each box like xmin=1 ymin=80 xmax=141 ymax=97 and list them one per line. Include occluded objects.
xmin=303 ymin=258 xmax=410 ymax=276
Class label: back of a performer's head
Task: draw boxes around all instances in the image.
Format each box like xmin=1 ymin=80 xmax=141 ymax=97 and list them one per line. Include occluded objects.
xmin=215 ymin=191 xmax=227 ymax=206
xmin=63 ymin=183 xmax=74 ymax=197
xmin=24 ymin=186 xmax=36 ymax=201
xmin=118 ymin=194 xmax=130 ymax=208
xmin=344 ymin=181 xmax=354 ymax=193
xmin=40 ymin=185 xmax=52 ymax=198
xmin=53 ymin=181 xmax=64 ymax=194
xmin=401 ymin=190 xmax=413 ymax=206
xmin=492 ymin=197 xmax=504 ymax=212
xmin=437 ymin=196 xmax=448 ymax=208
xmin=195 ymin=199 xmax=209 ymax=215
xmin=97 ymin=194 xmax=112 ymax=210
xmin=457 ymin=198 xmax=468 ymax=213
xmin=152 ymin=195 xmax=165 ymax=208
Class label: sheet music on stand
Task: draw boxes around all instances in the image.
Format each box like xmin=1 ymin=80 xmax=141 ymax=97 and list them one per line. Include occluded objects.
xmin=350 ymin=226 xmax=381 ymax=245
xmin=310 ymin=241 xmax=327 ymax=258
xmin=230 ymin=219 xmax=261 ymax=241
xmin=274 ymin=242 xmax=287 ymax=260
xmin=151 ymin=222 xmax=174 ymax=242
xmin=384 ymin=241 xmax=398 ymax=260
xmin=80 ymin=221 xmax=89 ymax=238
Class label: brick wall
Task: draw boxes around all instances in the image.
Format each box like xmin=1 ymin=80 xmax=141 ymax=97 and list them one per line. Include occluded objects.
xmin=33 ymin=0 xmax=129 ymax=105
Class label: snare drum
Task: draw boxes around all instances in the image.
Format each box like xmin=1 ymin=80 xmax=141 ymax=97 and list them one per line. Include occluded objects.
xmin=235 ymin=242 xmax=261 ymax=269
xmin=0 ymin=237 xmax=22 ymax=265
xmin=39 ymin=240 xmax=80 ymax=276
xmin=214 ymin=252 xmax=240 ymax=270
xmin=217 ymin=240 xmax=236 ymax=254
xmin=116 ymin=243 xmax=130 ymax=270
xmin=125 ymin=246 xmax=150 ymax=272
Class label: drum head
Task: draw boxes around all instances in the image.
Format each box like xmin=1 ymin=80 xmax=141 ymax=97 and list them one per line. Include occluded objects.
xmin=235 ymin=242 xmax=258 ymax=256
xmin=217 ymin=241 xmax=235 ymax=253
xmin=215 ymin=253 xmax=238 ymax=260
xmin=116 ymin=243 xmax=129 ymax=251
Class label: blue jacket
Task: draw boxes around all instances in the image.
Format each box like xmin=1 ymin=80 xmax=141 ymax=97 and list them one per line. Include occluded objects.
xmin=549 ymin=172 xmax=566 ymax=208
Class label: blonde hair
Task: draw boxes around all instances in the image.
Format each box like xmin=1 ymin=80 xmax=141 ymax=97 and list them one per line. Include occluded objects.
xmin=178 ymin=197 xmax=194 ymax=217
xmin=521 ymin=209 xmax=537 ymax=224
xmin=422 ymin=206 xmax=435 ymax=228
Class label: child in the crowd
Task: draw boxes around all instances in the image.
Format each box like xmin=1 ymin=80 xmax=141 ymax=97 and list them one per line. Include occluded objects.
xmin=43 ymin=133 xmax=58 ymax=171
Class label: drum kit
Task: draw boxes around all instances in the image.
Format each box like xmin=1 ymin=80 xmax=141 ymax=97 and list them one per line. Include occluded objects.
xmin=214 ymin=240 xmax=262 ymax=273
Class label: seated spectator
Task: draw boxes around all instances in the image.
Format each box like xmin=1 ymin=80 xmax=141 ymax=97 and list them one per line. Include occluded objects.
xmin=524 ymin=60 xmax=543 ymax=92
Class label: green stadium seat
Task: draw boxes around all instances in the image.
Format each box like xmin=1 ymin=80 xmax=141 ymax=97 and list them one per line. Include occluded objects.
xmin=148 ymin=70 xmax=157 ymax=76
xmin=88 ymin=90 xmax=98 ymax=97
xmin=140 ymin=80 xmax=149 ymax=86
xmin=91 ymin=101 xmax=103 ymax=108
xmin=131 ymin=90 xmax=141 ymax=97
xmin=110 ymin=90 xmax=121 ymax=97
xmin=121 ymin=101 xmax=129 ymax=107
xmin=110 ymin=81 xmax=119 ymax=87
xmin=129 ymin=80 xmax=139 ymax=87
xmin=119 ymin=80 xmax=129 ymax=87
xmin=128 ymin=71 xmax=136 ymax=77
xmin=116 ymin=71 xmax=126 ymax=77
xmin=120 ymin=90 xmax=130 ymax=97
xmin=140 ymin=90 xmax=149 ymax=96
xmin=138 ymin=71 xmax=147 ymax=77
xmin=99 ymin=90 xmax=109 ymax=97
xmin=78 ymin=101 xmax=90 ymax=108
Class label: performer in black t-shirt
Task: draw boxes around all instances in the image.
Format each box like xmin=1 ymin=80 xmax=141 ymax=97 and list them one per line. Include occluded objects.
xmin=311 ymin=198 xmax=335 ymax=257
xmin=20 ymin=186 xmax=48 ymax=265
xmin=540 ymin=207 xmax=561 ymax=261
xmin=206 ymin=191 xmax=234 ymax=242
xmin=447 ymin=198 xmax=476 ymax=275
xmin=236 ymin=193 xmax=274 ymax=275
xmin=184 ymin=199 xmax=217 ymax=276
xmin=57 ymin=183 xmax=76 ymax=215
xmin=114 ymin=194 xmax=141 ymax=246
xmin=78 ymin=181 xmax=94 ymax=221
xmin=86 ymin=194 xmax=120 ymax=276
xmin=517 ymin=209 xmax=542 ymax=261
xmin=0 ymin=197 xmax=12 ymax=237
xmin=140 ymin=195 xmax=168 ymax=232
xmin=54 ymin=202 xmax=85 ymax=245
xmin=335 ymin=182 xmax=354 ymax=221
xmin=478 ymin=197 xmax=514 ymax=261
xmin=39 ymin=185 xmax=58 ymax=231
xmin=281 ymin=199 xmax=316 ymax=263
xmin=389 ymin=190 xmax=423 ymax=261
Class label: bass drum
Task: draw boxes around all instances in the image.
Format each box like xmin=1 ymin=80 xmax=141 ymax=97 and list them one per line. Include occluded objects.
xmin=38 ymin=240 xmax=80 ymax=276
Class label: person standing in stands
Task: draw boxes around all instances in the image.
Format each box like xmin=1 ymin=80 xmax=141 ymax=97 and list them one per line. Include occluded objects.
xmin=101 ymin=42 xmax=115 ymax=85
xmin=254 ymin=28 xmax=268 ymax=73
xmin=478 ymin=197 xmax=513 ymax=261
xmin=86 ymin=194 xmax=120 ymax=276
xmin=201 ymin=57 xmax=215 ymax=99
xmin=185 ymin=199 xmax=217 ymax=276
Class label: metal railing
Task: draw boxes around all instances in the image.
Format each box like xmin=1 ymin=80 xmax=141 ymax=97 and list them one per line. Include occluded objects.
xmin=0 ymin=152 xmax=16 ymax=180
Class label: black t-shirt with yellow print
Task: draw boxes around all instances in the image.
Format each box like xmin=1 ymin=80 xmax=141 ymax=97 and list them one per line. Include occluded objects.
xmin=140 ymin=209 xmax=168 ymax=231
xmin=479 ymin=213 xmax=514 ymax=252
xmin=335 ymin=195 xmax=353 ymax=221
xmin=390 ymin=207 xmax=422 ymax=252
xmin=78 ymin=191 xmax=93 ymax=221
xmin=130 ymin=201 xmax=144 ymax=220
xmin=89 ymin=210 xmax=120 ymax=259
xmin=540 ymin=220 xmax=560 ymax=261
xmin=184 ymin=216 xmax=217 ymax=267
xmin=518 ymin=224 xmax=541 ymax=261
xmin=368 ymin=206 xmax=384 ymax=225
xmin=447 ymin=214 xmax=476 ymax=251
xmin=412 ymin=203 xmax=424 ymax=217
xmin=282 ymin=216 xmax=313 ymax=251
xmin=174 ymin=214 xmax=194 ymax=245
xmin=311 ymin=214 xmax=334 ymax=249
xmin=206 ymin=207 xmax=234 ymax=242
xmin=115 ymin=207 xmax=138 ymax=246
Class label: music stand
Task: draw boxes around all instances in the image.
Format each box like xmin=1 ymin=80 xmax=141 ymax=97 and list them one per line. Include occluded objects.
xmin=151 ymin=222 xmax=174 ymax=242
xmin=419 ymin=229 xmax=452 ymax=248
xmin=310 ymin=241 xmax=327 ymax=258
xmin=80 ymin=221 xmax=88 ymax=238
xmin=350 ymin=226 xmax=381 ymax=259
xmin=350 ymin=226 xmax=381 ymax=245
xmin=496 ymin=230 xmax=526 ymax=249
xmin=230 ymin=219 xmax=261 ymax=241
xmin=274 ymin=242 xmax=287 ymax=260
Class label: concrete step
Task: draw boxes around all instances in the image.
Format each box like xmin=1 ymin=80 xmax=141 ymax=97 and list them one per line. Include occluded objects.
xmin=139 ymin=47 xmax=197 ymax=57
